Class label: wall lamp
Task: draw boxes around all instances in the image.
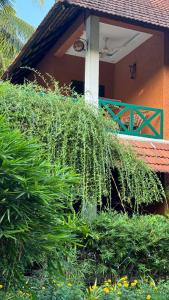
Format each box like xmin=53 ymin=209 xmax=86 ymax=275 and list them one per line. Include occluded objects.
xmin=73 ymin=38 xmax=87 ymax=52
xmin=129 ymin=63 xmax=137 ymax=80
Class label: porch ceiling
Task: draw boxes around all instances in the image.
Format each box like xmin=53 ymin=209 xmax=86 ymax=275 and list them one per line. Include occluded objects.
xmin=66 ymin=22 xmax=152 ymax=63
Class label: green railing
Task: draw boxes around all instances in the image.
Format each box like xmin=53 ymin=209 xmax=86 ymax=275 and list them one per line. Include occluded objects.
xmin=99 ymin=98 xmax=164 ymax=139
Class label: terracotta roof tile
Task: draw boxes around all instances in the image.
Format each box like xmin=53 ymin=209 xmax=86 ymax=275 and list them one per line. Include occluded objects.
xmin=120 ymin=138 xmax=169 ymax=173
xmin=66 ymin=0 xmax=169 ymax=29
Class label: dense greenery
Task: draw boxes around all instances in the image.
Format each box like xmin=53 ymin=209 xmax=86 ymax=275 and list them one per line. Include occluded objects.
xmin=0 ymin=82 xmax=164 ymax=213
xmin=0 ymin=117 xmax=78 ymax=287
xmin=0 ymin=0 xmax=44 ymax=75
xmin=0 ymin=6 xmax=34 ymax=75
xmin=0 ymin=277 xmax=169 ymax=299
xmin=0 ymin=81 xmax=168 ymax=297
xmin=72 ymin=212 xmax=169 ymax=282
xmin=0 ymin=0 xmax=14 ymax=8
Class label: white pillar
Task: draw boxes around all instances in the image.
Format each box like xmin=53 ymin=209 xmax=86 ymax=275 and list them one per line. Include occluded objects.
xmin=85 ymin=15 xmax=100 ymax=106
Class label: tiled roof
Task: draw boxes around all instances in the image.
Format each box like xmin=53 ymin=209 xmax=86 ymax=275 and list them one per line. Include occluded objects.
xmin=121 ymin=138 xmax=169 ymax=173
xmin=65 ymin=0 xmax=169 ymax=29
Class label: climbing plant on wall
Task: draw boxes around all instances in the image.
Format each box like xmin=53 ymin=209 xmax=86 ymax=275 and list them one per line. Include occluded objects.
xmin=0 ymin=81 xmax=165 ymax=212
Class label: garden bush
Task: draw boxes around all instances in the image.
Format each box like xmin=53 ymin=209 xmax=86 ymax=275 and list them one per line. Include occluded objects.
xmin=0 ymin=117 xmax=78 ymax=287
xmin=73 ymin=212 xmax=169 ymax=282
xmin=0 ymin=81 xmax=167 ymax=294
xmin=0 ymin=81 xmax=164 ymax=213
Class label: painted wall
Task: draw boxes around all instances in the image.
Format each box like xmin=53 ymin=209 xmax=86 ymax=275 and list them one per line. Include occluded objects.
xmin=163 ymin=32 xmax=169 ymax=140
xmin=112 ymin=32 xmax=165 ymax=138
xmin=113 ymin=33 xmax=164 ymax=106
xmin=36 ymin=53 xmax=114 ymax=99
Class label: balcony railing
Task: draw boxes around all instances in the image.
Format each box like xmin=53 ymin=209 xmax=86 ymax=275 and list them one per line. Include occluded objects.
xmin=99 ymin=98 xmax=164 ymax=139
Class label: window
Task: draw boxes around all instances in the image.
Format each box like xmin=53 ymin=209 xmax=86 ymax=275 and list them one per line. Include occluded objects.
xmin=71 ymin=80 xmax=105 ymax=97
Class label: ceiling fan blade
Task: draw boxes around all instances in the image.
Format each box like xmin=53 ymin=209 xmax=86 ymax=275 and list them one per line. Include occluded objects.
xmin=106 ymin=49 xmax=119 ymax=57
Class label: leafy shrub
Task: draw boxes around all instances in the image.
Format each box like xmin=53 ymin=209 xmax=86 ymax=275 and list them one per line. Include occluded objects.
xmin=0 ymin=117 xmax=77 ymax=287
xmin=74 ymin=212 xmax=169 ymax=281
xmin=0 ymin=82 xmax=164 ymax=212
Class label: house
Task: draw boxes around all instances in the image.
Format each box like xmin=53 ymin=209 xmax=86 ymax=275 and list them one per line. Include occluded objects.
xmin=2 ymin=0 xmax=169 ymax=213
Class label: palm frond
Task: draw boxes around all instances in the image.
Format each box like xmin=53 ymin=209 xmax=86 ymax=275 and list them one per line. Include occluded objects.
xmin=0 ymin=6 xmax=34 ymax=74
xmin=32 ymin=0 xmax=45 ymax=5
xmin=0 ymin=0 xmax=13 ymax=9
xmin=0 ymin=0 xmax=46 ymax=74
xmin=0 ymin=7 xmax=34 ymax=41
xmin=0 ymin=0 xmax=45 ymax=9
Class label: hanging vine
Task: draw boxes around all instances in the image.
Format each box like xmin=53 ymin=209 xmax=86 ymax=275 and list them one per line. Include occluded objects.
xmin=0 ymin=81 xmax=165 ymax=210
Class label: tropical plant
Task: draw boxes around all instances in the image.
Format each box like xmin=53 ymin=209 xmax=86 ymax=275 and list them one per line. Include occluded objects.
xmin=0 ymin=0 xmax=13 ymax=8
xmin=0 ymin=0 xmax=45 ymax=9
xmin=73 ymin=211 xmax=169 ymax=282
xmin=0 ymin=81 xmax=164 ymax=214
xmin=0 ymin=117 xmax=78 ymax=287
xmin=0 ymin=5 xmax=34 ymax=75
xmin=0 ymin=0 xmax=46 ymax=75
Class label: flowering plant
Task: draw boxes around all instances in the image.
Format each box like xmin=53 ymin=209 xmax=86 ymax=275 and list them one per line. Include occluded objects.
xmin=1 ymin=277 xmax=169 ymax=300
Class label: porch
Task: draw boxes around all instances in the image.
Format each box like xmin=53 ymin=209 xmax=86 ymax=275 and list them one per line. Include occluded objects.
xmin=64 ymin=16 xmax=165 ymax=140
xmin=17 ymin=11 xmax=166 ymax=140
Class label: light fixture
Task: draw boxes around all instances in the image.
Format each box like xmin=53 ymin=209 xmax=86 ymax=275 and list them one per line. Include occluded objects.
xmin=129 ymin=63 xmax=137 ymax=79
xmin=73 ymin=38 xmax=87 ymax=52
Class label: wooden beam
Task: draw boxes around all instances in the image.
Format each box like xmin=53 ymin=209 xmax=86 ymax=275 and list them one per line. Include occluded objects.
xmin=54 ymin=14 xmax=85 ymax=57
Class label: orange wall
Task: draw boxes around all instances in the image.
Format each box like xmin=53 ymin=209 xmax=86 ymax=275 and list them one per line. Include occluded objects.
xmin=36 ymin=53 xmax=114 ymax=99
xmin=36 ymin=33 xmax=164 ymax=108
xmin=113 ymin=33 xmax=164 ymax=108
xmin=163 ymin=32 xmax=169 ymax=140
xmin=112 ymin=32 xmax=165 ymax=138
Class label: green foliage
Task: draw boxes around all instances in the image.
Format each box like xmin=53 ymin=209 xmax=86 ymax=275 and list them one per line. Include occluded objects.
xmin=0 ymin=117 xmax=78 ymax=287
xmin=0 ymin=5 xmax=34 ymax=75
xmin=0 ymin=0 xmax=44 ymax=9
xmin=35 ymin=284 xmax=85 ymax=300
xmin=1 ymin=279 xmax=169 ymax=300
xmin=0 ymin=1 xmax=13 ymax=9
xmin=0 ymin=0 xmax=45 ymax=75
xmin=85 ymin=279 xmax=169 ymax=300
xmin=0 ymin=82 xmax=164 ymax=211
xmin=73 ymin=212 xmax=169 ymax=281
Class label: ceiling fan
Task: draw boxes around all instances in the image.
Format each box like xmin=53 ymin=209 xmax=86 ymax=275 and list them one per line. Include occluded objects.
xmin=99 ymin=37 xmax=120 ymax=58
xmin=99 ymin=34 xmax=140 ymax=59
